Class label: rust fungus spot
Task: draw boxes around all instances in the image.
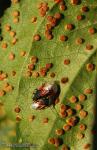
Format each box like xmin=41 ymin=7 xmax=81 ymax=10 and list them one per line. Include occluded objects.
xmin=81 ymin=6 xmax=89 ymax=12
xmin=59 ymin=4 xmax=67 ymax=11
xmin=0 ymin=72 xmax=7 ymax=81
xmin=46 ymin=63 xmax=53 ymax=70
xmin=3 ymin=84 xmax=14 ymax=92
xmin=12 ymin=38 xmax=18 ymax=45
xmin=69 ymin=96 xmax=77 ymax=103
xmin=61 ymin=144 xmax=69 ymax=150
xmin=77 ymin=132 xmax=84 ymax=139
xmin=20 ymin=51 xmax=26 ymax=57
xmin=40 ymin=71 xmax=46 ymax=77
xmin=16 ymin=115 xmax=21 ymax=122
xmin=59 ymin=111 xmax=67 ymax=118
xmin=66 ymin=116 xmax=78 ymax=127
xmin=28 ymin=115 xmax=35 ymax=122
xmin=32 ymin=71 xmax=39 ymax=78
xmin=63 ymin=124 xmax=71 ymax=131
xmin=70 ymin=0 xmax=80 ymax=5
xmin=84 ymin=143 xmax=91 ymax=149
xmin=60 ymin=35 xmax=68 ymax=41
xmin=43 ymin=117 xmax=49 ymax=123
xmin=45 ymin=23 xmax=52 ymax=30
xmin=86 ymin=44 xmax=93 ymax=51
xmin=30 ymin=56 xmax=38 ymax=64
xmin=55 ymin=128 xmax=64 ymax=135
xmin=77 ymin=15 xmax=83 ymax=21
xmin=61 ymin=77 xmax=68 ymax=84
xmin=12 ymin=10 xmax=20 ymax=17
xmin=33 ymin=34 xmax=41 ymax=41
xmin=54 ymin=138 xmax=60 ymax=147
xmin=45 ymin=32 xmax=53 ymax=40
xmin=65 ymin=24 xmax=74 ymax=30
xmin=2 ymin=42 xmax=8 ymax=49
xmin=84 ymin=88 xmax=93 ymax=94
xmin=28 ymin=64 xmax=35 ymax=71
xmin=50 ymin=17 xmax=57 ymax=27
xmin=13 ymin=17 xmax=19 ymax=23
xmin=9 ymin=52 xmax=15 ymax=60
xmin=5 ymin=24 xmax=11 ymax=31
xmin=86 ymin=63 xmax=95 ymax=72
xmin=75 ymin=104 xmax=82 ymax=111
xmin=48 ymin=137 xmax=55 ymax=145
xmin=25 ymin=71 xmax=32 ymax=77
xmin=64 ymin=59 xmax=70 ymax=65
xmin=54 ymin=13 xmax=62 ymax=20
xmin=60 ymin=104 xmax=67 ymax=112
xmin=10 ymin=31 xmax=16 ymax=37
xmin=76 ymin=37 xmax=83 ymax=44
xmin=31 ymin=17 xmax=37 ymax=23
xmin=0 ymin=90 xmax=5 ymax=97
xmin=88 ymin=27 xmax=96 ymax=34
xmin=79 ymin=124 xmax=87 ymax=131
xmin=66 ymin=108 xmax=73 ymax=116
xmin=50 ymin=72 xmax=55 ymax=78
xmin=39 ymin=67 xmax=47 ymax=77
xmin=12 ymin=71 xmax=16 ymax=76
xmin=47 ymin=15 xmax=53 ymax=22
xmin=79 ymin=94 xmax=86 ymax=102
xmin=79 ymin=110 xmax=88 ymax=118
xmin=14 ymin=106 xmax=21 ymax=113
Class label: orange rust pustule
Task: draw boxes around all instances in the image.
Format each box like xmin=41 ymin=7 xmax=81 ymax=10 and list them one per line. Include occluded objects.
xmin=33 ymin=34 xmax=41 ymax=41
xmin=14 ymin=106 xmax=21 ymax=113
xmin=77 ymin=15 xmax=84 ymax=21
xmin=81 ymin=6 xmax=89 ymax=12
xmin=70 ymin=0 xmax=80 ymax=5
xmin=54 ymin=0 xmax=64 ymax=4
xmin=61 ymin=77 xmax=68 ymax=84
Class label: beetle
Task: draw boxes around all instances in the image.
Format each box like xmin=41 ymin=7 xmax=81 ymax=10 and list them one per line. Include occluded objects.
xmin=32 ymin=82 xmax=60 ymax=110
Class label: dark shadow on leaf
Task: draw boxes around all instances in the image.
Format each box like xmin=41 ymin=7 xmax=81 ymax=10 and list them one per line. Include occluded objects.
xmin=0 ymin=0 xmax=11 ymax=17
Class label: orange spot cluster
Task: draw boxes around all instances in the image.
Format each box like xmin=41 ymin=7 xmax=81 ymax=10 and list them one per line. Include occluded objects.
xmin=45 ymin=13 xmax=62 ymax=40
xmin=38 ymin=2 xmax=49 ymax=17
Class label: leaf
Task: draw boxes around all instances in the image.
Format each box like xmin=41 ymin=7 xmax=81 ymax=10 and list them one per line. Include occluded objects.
xmin=0 ymin=0 xmax=97 ymax=150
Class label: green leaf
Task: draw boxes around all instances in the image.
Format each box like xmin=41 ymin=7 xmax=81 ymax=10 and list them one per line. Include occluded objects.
xmin=0 ymin=0 xmax=97 ymax=150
